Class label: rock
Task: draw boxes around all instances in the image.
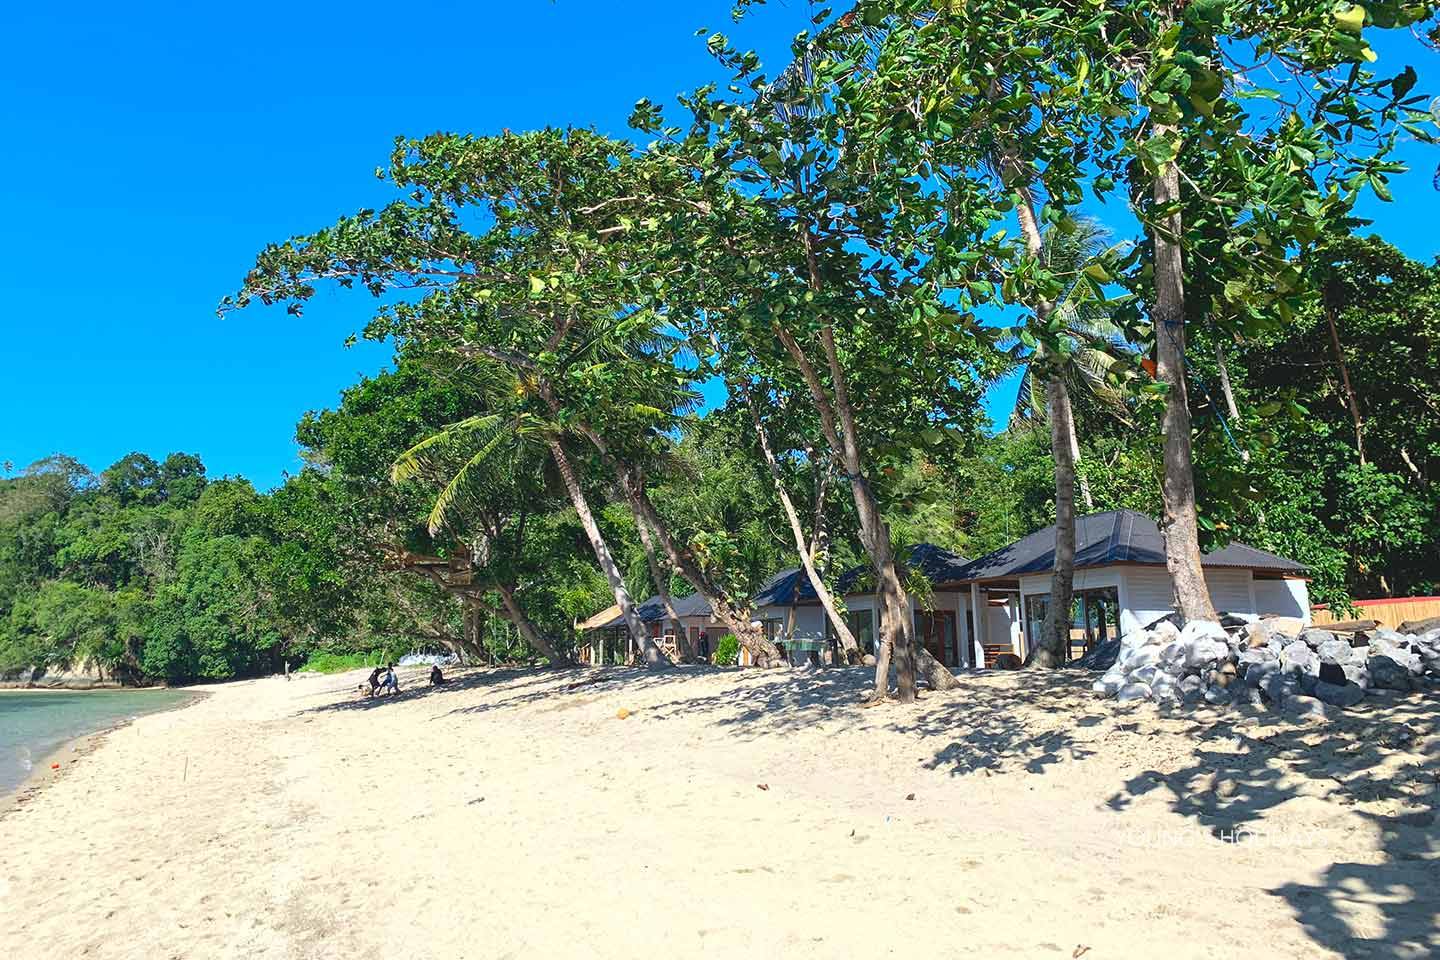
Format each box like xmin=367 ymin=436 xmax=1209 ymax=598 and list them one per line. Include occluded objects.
xmin=862 ymin=654 xmax=876 ymax=667
xmin=1312 ymin=680 xmax=1365 ymax=708
xmin=1209 ymin=662 xmax=1239 ymax=688
xmin=1299 ymin=628 xmax=1337 ymax=649
xmin=1179 ymin=675 xmax=1203 ymax=701
xmin=1158 ymin=640 xmax=1189 ymax=669
xmin=1236 ymin=685 xmax=1265 ymax=707
xmin=1151 ymin=675 xmax=1182 ymax=702
xmin=1092 ymin=674 xmax=1124 ymax=697
xmin=1203 ymin=684 xmax=1233 ymax=705
xmin=1238 ymin=647 xmax=1278 ymax=667
xmin=1252 ymin=616 xmax=1305 ymax=643
xmin=1116 ymin=682 xmax=1152 ymax=702
xmin=992 ymin=653 xmax=1023 ymax=670
xmin=1367 ymin=655 xmax=1414 ymax=691
xmin=1185 ymin=638 xmax=1230 ymax=671
xmin=1317 ymin=661 xmax=1347 ymax=686
xmin=1180 ymin=620 xmax=1228 ymax=645
xmin=1316 ymin=639 xmax=1356 ymax=665
xmin=1242 ymin=658 xmax=1279 ymax=689
xmin=1123 ymin=645 xmax=1162 ymax=671
xmin=1130 ymin=665 xmax=1161 ymax=687
xmin=1341 ymin=662 xmax=1370 ymax=689
xmin=1280 ymin=640 xmax=1320 ymax=677
xmin=1281 ymin=695 xmax=1327 ymax=722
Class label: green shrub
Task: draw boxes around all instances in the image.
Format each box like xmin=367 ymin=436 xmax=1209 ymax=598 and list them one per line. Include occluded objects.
xmin=712 ymin=633 xmax=739 ymax=666
xmin=300 ymin=650 xmax=384 ymax=674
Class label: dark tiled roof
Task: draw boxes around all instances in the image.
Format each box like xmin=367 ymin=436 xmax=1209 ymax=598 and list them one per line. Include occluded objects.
xmin=592 ymin=589 xmax=713 ymax=629
xmin=943 ymin=509 xmax=1305 ymax=584
xmin=750 ymin=544 xmax=972 ymax=608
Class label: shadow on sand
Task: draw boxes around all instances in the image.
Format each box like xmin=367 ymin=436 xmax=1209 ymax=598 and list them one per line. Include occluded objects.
xmin=1104 ymin=692 xmax=1438 ymax=958
xmin=298 ymin=661 xmax=1437 ymax=955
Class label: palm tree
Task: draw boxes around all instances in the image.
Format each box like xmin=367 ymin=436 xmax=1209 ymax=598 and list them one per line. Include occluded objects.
xmin=1004 ymin=219 xmax=1134 ymax=512
xmin=391 ymin=377 xmax=668 ymax=668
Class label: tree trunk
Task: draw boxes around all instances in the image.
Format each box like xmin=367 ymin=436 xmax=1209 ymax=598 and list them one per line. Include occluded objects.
xmin=1013 ymin=180 xmax=1082 ymax=666
xmin=1029 ymin=377 xmax=1078 ymax=668
xmin=747 ymin=392 xmax=860 ymax=660
xmin=544 ymin=436 xmax=668 ymax=666
xmin=496 ymin=582 xmax=570 ymax=666
xmin=1323 ymin=290 xmax=1366 ymax=466
xmin=635 ymin=515 xmax=694 ymax=662
xmin=575 ymin=424 xmax=779 ymax=666
xmin=1150 ymin=138 xmax=1218 ymax=624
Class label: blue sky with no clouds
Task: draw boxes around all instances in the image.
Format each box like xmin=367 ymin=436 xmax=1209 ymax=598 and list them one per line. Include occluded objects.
xmin=2 ymin=2 xmax=1437 ymax=489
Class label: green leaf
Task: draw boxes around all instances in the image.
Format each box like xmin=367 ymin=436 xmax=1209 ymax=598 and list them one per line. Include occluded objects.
xmin=1333 ymin=3 xmax=1366 ymax=34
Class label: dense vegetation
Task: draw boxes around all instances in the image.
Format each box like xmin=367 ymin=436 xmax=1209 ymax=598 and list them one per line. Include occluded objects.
xmin=3 ymin=1 xmax=1437 ymax=687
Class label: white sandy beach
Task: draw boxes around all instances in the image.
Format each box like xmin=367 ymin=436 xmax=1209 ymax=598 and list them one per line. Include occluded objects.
xmin=2 ymin=665 xmax=1435 ymax=960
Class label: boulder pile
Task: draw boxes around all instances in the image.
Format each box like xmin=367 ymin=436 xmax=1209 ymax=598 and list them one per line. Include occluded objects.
xmin=1091 ymin=615 xmax=1440 ymax=717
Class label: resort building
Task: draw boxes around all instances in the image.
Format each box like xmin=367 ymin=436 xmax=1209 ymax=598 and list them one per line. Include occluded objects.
xmin=575 ymin=510 xmax=1310 ymax=669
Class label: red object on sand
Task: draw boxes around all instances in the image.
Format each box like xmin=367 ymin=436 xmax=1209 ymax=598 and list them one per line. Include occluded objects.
xmin=51 ymin=763 xmax=60 ymax=770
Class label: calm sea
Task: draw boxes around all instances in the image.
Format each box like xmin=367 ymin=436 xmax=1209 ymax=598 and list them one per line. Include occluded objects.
xmin=0 ymin=689 xmax=194 ymax=795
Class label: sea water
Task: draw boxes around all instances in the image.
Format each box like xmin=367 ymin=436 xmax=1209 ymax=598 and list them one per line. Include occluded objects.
xmin=0 ymin=689 xmax=194 ymax=795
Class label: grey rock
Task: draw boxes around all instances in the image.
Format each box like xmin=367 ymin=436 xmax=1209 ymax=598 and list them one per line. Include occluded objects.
xmin=1300 ymin=628 xmax=1337 ymax=649
xmin=1341 ymin=662 xmax=1370 ymax=690
xmin=1316 ymin=639 xmax=1356 ymax=665
xmin=1317 ymin=661 xmax=1347 ymax=686
xmin=1116 ymin=682 xmax=1153 ymax=702
xmin=1178 ymin=675 xmax=1203 ymax=701
xmin=1186 ymin=637 xmax=1231 ymax=670
xmin=1367 ymin=655 xmax=1415 ymax=691
xmin=1091 ymin=674 xmax=1125 ymax=697
xmin=1280 ymin=640 xmax=1320 ymax=677
xmin=1203 ymin=684 xmax=1233 ymax=705
xmin=1281 ymin=695 xmax=1327 ymax=722
xmin=1313 ymin=680 xmax=1365 ymax=708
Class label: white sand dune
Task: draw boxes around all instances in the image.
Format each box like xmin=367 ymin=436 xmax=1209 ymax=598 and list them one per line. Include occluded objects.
xmin=2 ymin=665 xmax=1434 ymax=959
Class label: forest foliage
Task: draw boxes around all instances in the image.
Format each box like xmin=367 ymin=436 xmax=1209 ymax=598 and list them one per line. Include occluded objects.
xmin=3 ymin=2 xmax=1438 ymax=684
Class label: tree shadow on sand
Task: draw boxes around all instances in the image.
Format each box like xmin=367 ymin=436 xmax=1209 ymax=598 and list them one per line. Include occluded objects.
xmin=1104 ymin=692 xmax=1439 ymax=959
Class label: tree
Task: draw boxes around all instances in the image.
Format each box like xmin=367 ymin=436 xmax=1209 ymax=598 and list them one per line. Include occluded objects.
xmin=228 ymin=129 xmax=785 ymax=666
xmin=775 ymin=0 xmax=1438 ymax=629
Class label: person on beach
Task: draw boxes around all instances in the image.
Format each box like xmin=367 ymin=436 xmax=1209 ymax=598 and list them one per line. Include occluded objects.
xmin=430 ymin=664 xmax=448 ymax=686
xmin=380 ymin=664 xmax=400 ymax=696
xmin=367 ymin=666 xmax=385 ymax=696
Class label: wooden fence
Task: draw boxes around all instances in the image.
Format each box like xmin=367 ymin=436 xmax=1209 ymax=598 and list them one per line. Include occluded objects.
xmin=1312 ymin=596 xmax=1440 ymax=632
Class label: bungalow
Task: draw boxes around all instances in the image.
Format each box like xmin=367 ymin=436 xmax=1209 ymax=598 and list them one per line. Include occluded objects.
xmin=575 ymin=591 xmax=730 ymax=665
xmin=939 ymin=509 xmax=1310 ymax=664
xmin=746 ymin=543 xmax=1018 ymax=669
xmin=576 ymin=510 xmax=1309 ymax=670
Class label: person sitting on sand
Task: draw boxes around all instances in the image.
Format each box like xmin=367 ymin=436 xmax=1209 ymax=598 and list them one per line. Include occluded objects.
xmin=430 ymin=664 xmax=448 ymax=686
xmin=367 ymin=666 xmax=385 ymax=696
xmin=379 ymin=664 xmax=400 ymax=696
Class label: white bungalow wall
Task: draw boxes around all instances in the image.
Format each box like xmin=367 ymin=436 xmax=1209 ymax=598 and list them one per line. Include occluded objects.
xmin=1016 ymin=565 xmax=1312 ymax=641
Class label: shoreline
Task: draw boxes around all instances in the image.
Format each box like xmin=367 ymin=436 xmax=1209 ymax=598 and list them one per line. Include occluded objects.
xmin=1 ymin=667 xmax=1432 ymax=959
xmin=2 ymin=689 xmax=207 ymax=816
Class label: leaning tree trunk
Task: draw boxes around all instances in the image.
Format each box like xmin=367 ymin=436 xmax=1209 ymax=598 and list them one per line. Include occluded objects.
xmin=1029 ymin=377 xmax=1079 ymax=668
xmin=545 ymin=436 xmax=668 ymax=667
xmin=622 ymin=484 xmax=779 ymax=665
xmin=496 ymin=582 xmax=571 ymax=666
xmin=775 ymin=318 xmax=958 ymax=699
xmin=1150 ymin=138 xmax=1218 ymax=624
xmin=817 ymin=325 xmax=958 ymax=698
xmin=747 ymin=393 xmax=860 ymax=661
xmin=575 ymin=424 xmax=780 ymax=666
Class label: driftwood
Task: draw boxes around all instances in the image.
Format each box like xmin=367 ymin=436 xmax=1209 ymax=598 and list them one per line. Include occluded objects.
xmin=1319 ymin=619 xmax=1381 ymax=634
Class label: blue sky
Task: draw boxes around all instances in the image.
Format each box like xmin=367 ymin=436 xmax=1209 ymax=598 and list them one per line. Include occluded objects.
xmin=2 ymin=3 xmax=1437 ymax=490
